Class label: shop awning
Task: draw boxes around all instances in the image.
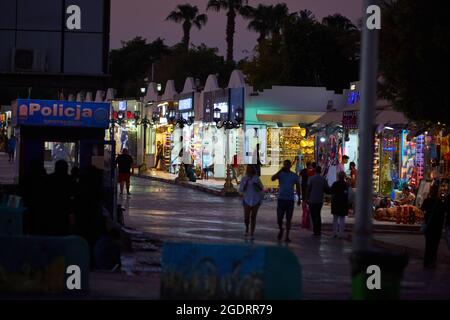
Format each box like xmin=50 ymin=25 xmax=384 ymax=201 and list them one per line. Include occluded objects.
xmin=256 ymin=110 xmax=325 ymax=125
xmin=375 ymin=108 xmax=410 ymax=126
xmin=315 ymin=105 xmax=410 ymax=126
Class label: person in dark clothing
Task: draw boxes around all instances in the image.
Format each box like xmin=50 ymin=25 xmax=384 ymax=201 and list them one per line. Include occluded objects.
xmin=116 ymin=148 xmax=133 ymax=195
xmin=7 ymin=135 xmax=16 ymax=162
xmin=75 ymin=165 xmax=107 ymax=266
xmin=307 ymin=166 xmax=331 ymax=236
xmin=300 ymin=162 xmax=312 ymax=199
xmin=71 ymin=166 xmax=81 ymax=184
xmin=154 ymin=141 xmax=164 ymax=169
xmin=43 ymin=160 xmax=75 ymax=236
xmin=94 ymin=228 xmax=122 ymax=271
xmin=421 ymin=183 xmax=447 ymax=268
xmin=20 ymin=160 xmax=47 ymax=234
xmin=331 ymin=171 xmax=350 ymax=238
xmin=255 ymin=143 xmax=262 ymax=177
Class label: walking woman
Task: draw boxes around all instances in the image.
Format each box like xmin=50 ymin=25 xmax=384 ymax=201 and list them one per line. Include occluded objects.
xmin=239 ymin=165 xmax=264 ymax=240
xmin=330 ymin=171 xmax=350 ymax=238
xmin=421 ymin=183 xmax=447 ymax=268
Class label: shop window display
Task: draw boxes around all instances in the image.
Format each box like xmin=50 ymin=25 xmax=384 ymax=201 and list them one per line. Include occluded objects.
xmin=267 ymin=127 xmax=314 ymax=169
xmin=373 ymin=136 xmax=381 ymax=193
xmin=380 ymin=135 xmax=400 ymax=197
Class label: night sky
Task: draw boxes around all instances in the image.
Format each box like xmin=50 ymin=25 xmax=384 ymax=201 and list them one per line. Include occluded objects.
xmin=111 ymin=0 xmax=362 ymax=60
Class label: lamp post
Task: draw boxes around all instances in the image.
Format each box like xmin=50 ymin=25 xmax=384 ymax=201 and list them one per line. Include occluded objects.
xmin=213 ymin=107 xmax=244 ymax=196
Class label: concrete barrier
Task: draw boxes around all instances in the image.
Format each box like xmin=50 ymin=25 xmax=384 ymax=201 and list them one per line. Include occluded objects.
xmin=0 ymin=236 xmax=90 ymax=295
xmin=161 ymin=242 xmax=302 ymax=300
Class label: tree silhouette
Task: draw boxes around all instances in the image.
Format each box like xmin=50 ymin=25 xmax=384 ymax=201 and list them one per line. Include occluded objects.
xmin=207 ymin=0 xmax=249 ymax=64
xmin=166 ymin=4 xmax=208 ymax=50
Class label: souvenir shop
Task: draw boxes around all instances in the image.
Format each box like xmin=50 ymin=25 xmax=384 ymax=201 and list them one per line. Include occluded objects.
xmin=373 ymin=126 xmax=450 ymax=225
xmin=170 ymin=92 xmax=202 ymax=173
xmin=266 ymin=126 xmax=315 ymax=171
xmin=111 ymin=100 xmax=141 ymax=161
xmin=316 ymin=110 xmax=359 ymax=185
xmin=201 ymin=88 xmax=245 ymax=179
xmin=153 ymin=100 xmax=176 ymax=173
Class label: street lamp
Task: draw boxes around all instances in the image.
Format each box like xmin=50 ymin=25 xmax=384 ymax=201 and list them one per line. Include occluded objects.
xmin=167 ymin=108 xmax=177 ymax=125
xmin=213 ymin=107 xmax=244 ymax=196
xmin=176 ymin=110 xmax=195 ymax=129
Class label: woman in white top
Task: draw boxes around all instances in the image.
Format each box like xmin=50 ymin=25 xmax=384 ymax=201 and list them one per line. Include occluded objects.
xmin=239 ymin=165 xmax=265 ymax=240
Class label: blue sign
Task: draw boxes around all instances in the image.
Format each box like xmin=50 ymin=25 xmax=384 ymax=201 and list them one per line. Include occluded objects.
xmin=14 ymin=99 xmax=110 ymax=129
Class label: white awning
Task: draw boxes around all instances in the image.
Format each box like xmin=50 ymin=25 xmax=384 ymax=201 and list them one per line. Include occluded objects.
xmin=256 ymin=110 xmax=324 ymax=125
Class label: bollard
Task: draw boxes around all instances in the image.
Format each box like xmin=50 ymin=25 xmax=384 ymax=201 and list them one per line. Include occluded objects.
xmin=350 ymin=250 xmax=409 ymax=300
xmin=161 ymin=242 xmax=302 ymax=300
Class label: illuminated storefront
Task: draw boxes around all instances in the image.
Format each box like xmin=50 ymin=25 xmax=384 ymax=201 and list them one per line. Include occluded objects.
xmin=202 ymin=88 xmax=245 ymax=179
xmin=111 ymin=100 xmax=143 ymax=161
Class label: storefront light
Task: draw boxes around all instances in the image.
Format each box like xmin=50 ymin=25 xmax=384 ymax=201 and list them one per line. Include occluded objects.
xmin=213 ymin=108 xmax=221 ymax=123
xmin=384 ymin=126 xmax=394 ymax=131
xmin=152 ymin=111 xmax=160 ymax=123
xmin=235 ymin=107 xmax=244 ymax=124
xmin=188 ymin=110 xmax=195 ymax=124
xmin=320 ymin=137 xmax=327 ymax=143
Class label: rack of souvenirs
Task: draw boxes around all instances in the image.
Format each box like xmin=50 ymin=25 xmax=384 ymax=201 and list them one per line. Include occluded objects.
xmin=374 ymin=205 xmax=423 ymax=225
xmin=267 ymin=127 xmax=315 ymax=166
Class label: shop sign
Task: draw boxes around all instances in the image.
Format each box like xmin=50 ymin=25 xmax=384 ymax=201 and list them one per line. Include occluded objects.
xmin=203 ymin=89 xmax=228 ymax=122
xmin=13 ymin=99 xmax=110 ymax=129
xmin=342 ymin=111 xmax=358 ymax=130
xmin=179 ymin=98 xmax=193 ymax=111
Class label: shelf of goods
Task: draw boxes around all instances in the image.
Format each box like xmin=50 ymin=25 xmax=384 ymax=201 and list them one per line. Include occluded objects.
xmin=373 ymin=137 xmax=381 ymax=193
xmin=267 ymin=127 xmax=315 ymax=166
xmin=374 ymin=205 xmax=423 ymax=225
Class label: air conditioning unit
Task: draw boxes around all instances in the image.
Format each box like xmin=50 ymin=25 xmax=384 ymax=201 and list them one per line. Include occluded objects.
xmin=11 ymin=48 xmax=48 ymax=72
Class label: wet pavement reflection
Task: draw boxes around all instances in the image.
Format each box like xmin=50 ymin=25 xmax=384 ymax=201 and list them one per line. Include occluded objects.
xmin=120 ymin=177 xmax=450 ymax=299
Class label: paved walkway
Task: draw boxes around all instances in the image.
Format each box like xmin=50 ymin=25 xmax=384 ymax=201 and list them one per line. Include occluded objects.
xmin=0 ymin=153 xmax=16 ymax=185
xmin=116 ymin=177 xmax=450 ymax=299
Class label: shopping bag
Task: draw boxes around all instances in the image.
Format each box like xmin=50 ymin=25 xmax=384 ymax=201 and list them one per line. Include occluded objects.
xmin=301 ymin=203 xmax=311 ymax=229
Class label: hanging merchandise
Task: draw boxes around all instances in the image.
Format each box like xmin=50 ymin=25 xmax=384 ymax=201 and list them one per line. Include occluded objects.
xmin=373 ymin=136 xmax=381 ymax=193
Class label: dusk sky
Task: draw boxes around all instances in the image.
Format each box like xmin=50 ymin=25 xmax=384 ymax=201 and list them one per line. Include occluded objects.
xmin=111 ymin=0 xmax=362 ymax=60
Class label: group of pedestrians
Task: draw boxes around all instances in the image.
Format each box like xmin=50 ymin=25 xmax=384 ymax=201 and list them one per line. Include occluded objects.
xmin=19 ymin=160 xmax=121 ymax=270
xmin=239 ymin=158 xmax=355 ymax=242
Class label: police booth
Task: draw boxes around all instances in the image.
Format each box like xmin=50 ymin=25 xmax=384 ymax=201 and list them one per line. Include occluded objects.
xmin=12 ymin=99 xmax=117 ymax=220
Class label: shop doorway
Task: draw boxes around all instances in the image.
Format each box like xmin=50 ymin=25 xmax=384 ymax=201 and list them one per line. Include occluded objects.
xmin=44 ymin=141 xmax=79 ymax=174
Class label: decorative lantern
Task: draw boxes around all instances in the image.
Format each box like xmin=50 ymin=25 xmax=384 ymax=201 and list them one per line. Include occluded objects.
xmin=213 ymin=108 xmax=221 ymax=123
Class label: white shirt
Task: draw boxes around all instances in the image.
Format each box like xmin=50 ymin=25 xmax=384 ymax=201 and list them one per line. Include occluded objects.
xmin=239 ymin=175 xmax=264 ymax=207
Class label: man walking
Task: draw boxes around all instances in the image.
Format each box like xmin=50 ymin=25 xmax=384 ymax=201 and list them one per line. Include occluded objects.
xmin=307 ymin=166 xmax=330 ymax=236
xmin=116 ymin=148 xmax=133 ymax=196
xmin=272 ymin=160 xmax=301 ymax=243
xmin=7 ymin=135 xmax=16 ymax=163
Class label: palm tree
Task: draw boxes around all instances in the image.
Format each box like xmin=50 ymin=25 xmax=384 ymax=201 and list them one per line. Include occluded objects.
xmin=207 ymin=0 xmax=249 ymax=64
xmin=268 ymin=3 xmax=289 ymax=37
xmin=297 ymin=9 xmax=316 ymax=22
xmin=322 ymin=14 xmax=357 ymax=32
xmin=166 ymin=4 xmax=208 ymax=50
xmin=241 ymin=4 xmax=270 ymax=44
